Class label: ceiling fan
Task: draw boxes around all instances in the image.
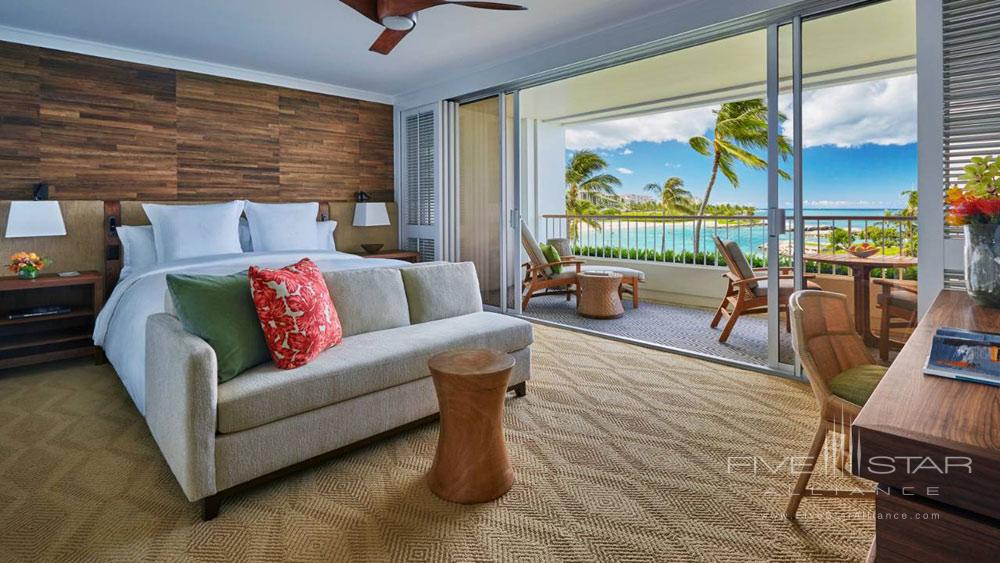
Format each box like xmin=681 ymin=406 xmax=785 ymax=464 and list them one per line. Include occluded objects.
xmin=340 ymin=0 xmax=528 ymax=55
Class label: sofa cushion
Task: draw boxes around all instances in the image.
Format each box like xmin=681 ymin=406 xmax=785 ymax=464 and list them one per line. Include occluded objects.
xmin=400 ymin=262 xmax=483 ymax=323
xmin=323 ymin=268 xmax=410 ymax=337
xmin=217 ymin=311 xmax=533 ymax=434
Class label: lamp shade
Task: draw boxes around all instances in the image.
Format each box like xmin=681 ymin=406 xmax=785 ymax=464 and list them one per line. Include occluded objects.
xmin=5 ymin=201 xmax=66 ymax=238
xmin=353 ymin=202 xmax=391 ymax=227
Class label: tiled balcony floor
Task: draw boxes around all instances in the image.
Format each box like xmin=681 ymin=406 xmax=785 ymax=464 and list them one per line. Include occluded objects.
xmin=522 ymin=292 xmax=796 ymax=367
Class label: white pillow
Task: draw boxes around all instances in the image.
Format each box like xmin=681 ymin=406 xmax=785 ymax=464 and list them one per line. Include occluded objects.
xmin=143 ymin=201 xmax=245 ymax=263
xmin=117 ymin=225 xmax=157 ymax=279
xmin=244 ymin=201 xmax=319 ymax=252
xmin=238 ymin=219 xmax=336 ymax=252
xmin=316 ymin=220 xmax=338 ymax=251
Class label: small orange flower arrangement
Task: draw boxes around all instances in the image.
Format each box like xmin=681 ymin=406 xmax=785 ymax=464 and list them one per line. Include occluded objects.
xmin=8 ymin=252 xmax=50 ymax=280
xmin=946 ymin=155 xmax=1000 ymax=226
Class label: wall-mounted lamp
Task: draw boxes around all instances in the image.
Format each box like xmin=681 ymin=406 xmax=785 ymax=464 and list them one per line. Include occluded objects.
xmin=4 ymin=183 xmax=66 ymax=238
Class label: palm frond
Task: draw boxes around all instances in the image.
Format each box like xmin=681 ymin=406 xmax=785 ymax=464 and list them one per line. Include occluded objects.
xmin=689 ymin=136 xmax=712 ymax=156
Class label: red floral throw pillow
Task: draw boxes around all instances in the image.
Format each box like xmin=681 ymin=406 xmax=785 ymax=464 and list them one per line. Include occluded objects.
xmin=248 ymin=258 xmax=342 ymax=369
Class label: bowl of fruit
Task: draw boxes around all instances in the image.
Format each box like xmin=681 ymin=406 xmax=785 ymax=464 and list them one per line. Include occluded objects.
xmin=845 ymin=242 xmax=879 ymax=258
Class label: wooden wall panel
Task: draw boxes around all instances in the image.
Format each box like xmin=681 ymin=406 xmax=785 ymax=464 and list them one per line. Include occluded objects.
xmin=177 ymin=73 xmax=280 ymax=200
xmin=0 ymin=43 xmax=40 ymax=197
xmin=278 ymin=89 xmax=361 ymax=201
xmin=356 ymin=100 xmax=395 ymax=202
xmin=0 ymin=41 xmax=394 ymax=203
xmin=38 ymin=50 xmax=177 ymax=200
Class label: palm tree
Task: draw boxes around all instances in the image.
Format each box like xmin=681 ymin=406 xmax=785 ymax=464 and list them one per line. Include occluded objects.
xmin=565 ymin=150 xmax=621 ymax=240
xmin=644 ymin=177 xmax=697 ymax=251
xmin=898 ymin=189 xmax=918 ymax=256
xmin=565 ymin=150 xmax=621 ymax=208
xmin=688 ymin=99 xmax=792 ymax=253
xmin=643 ymin=177 xmax=696 ymax=214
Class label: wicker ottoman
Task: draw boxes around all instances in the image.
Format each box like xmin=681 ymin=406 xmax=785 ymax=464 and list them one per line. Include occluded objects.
xmin=576 ymin=271 xmax=624 ymax=319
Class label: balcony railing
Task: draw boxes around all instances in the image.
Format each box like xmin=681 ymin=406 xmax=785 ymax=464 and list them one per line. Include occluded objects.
xmin=541 ymin=213 xmax=918 ymax=279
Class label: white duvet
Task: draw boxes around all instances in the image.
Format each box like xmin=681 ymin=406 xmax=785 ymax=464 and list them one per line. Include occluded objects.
xmin=93 ymin=251 xmax=405 ymax=415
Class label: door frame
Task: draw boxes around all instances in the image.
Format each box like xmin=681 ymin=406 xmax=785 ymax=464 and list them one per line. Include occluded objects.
xmin=765 ymin=16 xmax=804 ymax=374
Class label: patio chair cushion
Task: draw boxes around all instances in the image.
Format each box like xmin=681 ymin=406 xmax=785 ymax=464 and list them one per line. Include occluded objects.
xmin=520 ymin=220 xmax=551 ymax=276
xmin=547 ymin=238 xmax=573 ymax=258
xmin=878 ymin=288 xmax=917 ymax=310
xmin=580 ymin=265 xmax=646 ymax=282
xmin=829 ymin=364 xmax=887 ymax=406
xmin=722 ymin=240 xmax=757 ymax=288
xmin=540 ymin=243 xmax=563 ymax=274
xmin=751 ymin=278 xmax=821 ymax=298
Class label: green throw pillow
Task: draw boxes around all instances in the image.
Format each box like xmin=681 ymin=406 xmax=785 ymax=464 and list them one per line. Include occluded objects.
xmin=166 ymin=272 xmax=270 ymax=383
xmin=539 ymin=243 xmax=563 ymax=274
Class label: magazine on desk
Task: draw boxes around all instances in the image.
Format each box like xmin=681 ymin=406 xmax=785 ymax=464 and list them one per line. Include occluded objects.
xmin=924 ymin=327 xmax=1000 ymax=387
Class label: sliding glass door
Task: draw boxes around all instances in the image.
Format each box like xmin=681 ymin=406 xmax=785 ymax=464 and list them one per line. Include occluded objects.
xmin=456 ymin=93 xmax=520 ymax=312
xmin=444 ymin=0 xmax=914 ymax=374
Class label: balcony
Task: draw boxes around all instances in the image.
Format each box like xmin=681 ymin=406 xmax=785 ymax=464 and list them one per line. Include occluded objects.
xmin=523 ymin=213 xmax=917 ymax=368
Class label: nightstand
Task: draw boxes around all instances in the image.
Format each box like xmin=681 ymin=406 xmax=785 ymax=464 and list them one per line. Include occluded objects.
xmin=357 ymin=249 xmax=421 ymax=263
xmin=0 ymin=271 xmax=103 ymax=369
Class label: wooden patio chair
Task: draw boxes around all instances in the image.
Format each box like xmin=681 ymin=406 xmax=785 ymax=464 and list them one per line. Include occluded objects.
xmin=520 ymin=221 xmax=582 ymax=311
xmin=785 ymin=290 xmax=884 ymax=519
xmin=874 ymin=278 xmax=918 ymax=361
xmin=710 ymin=235 xmax=820 ymax=343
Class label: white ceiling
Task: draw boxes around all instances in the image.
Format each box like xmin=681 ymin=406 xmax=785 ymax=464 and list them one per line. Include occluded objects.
xmin=0 ymin=0 xmax=697 ymax=101
xmin=521 ymin=0 xmax=916 ymax=123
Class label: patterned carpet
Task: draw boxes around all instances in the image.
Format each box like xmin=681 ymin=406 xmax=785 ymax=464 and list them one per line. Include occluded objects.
xmin=0 ymin=325 xmax=873 ymax=562
xmin=524 ymin=294 xmax=796 ymax=366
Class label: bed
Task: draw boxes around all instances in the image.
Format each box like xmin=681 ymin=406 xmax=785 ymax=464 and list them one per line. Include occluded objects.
xmin=93 ymin=201 xmax=406 ymax=415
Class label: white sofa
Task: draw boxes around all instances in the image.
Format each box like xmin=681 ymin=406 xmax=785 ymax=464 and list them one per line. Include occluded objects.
xmin=144 ymin=262 xmax=533 ymax=519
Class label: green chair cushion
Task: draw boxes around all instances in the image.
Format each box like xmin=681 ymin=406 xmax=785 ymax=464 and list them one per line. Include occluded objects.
xmin=539 ymin=243 xmax=562 ymax=274
xmin=829 ymin=364 xmax=888 ymax=406
xmin=166 ymin=272 xmax=271 ymax=383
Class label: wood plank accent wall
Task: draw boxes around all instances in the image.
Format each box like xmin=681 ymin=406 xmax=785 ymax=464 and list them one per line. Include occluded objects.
xmin=0 ymin=41 xmax=393 ymax=203
xmin=0 ymin=43 xmax=40 ymax=191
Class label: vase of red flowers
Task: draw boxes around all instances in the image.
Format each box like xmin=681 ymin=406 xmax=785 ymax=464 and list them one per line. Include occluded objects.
xmin=946 ymin=155 xmax=1000 ymax=307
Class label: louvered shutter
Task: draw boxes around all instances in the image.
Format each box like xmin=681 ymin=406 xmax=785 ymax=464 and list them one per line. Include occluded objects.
xmin=943 ymin=0 xmax=1000 ymax=288
xmin=401 ymin=108 xmax=439 ymax=261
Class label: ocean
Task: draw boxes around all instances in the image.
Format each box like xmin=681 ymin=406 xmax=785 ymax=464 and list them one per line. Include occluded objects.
xmin=564 ymin=208 xmax=910 ymax=258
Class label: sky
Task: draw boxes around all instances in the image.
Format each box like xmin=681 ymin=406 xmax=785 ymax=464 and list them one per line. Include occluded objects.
xmin=564 ymin=74 xmax=917 ymax=209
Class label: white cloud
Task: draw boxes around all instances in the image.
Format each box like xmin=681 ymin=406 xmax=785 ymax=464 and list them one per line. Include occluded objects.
xmin=782 ymin=74 xmax=917 ymax=148
xmin=664 ymin=162 xmax=681 ymax=168
xmin=565 ymin=106 xmax=717 ymax=150
xmin=616 ymin=167 xmax=634 ymax=175
xmin=565 ymin=74 xmax=916 ymax=152
xmin=621 ymin=148 xmax=634 ymax=155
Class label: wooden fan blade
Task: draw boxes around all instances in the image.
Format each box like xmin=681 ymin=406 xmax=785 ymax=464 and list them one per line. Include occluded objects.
xmin=340 ymin=0 xmax=380 ymax=22
xmin=369 ymin=28 xmax=411 ymax=54
xmin=380 ymin=0 xmax=445 ymax=17
xmin=379 ymin=0 xmax=525 ymax=17
xmin=447 ymin=1 xmax=527 ymax=9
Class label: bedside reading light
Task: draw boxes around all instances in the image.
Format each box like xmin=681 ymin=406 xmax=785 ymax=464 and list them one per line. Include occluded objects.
xmin=353 ymin=194 xmax=391 ymax=254
xmin=5 ymin=183 xmax=66 ymax=238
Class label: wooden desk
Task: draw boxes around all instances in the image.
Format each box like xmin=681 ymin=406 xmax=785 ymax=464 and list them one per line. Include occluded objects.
xmin=802 ymin=253 xmax=917 ymax=345
xmin=853 ymin=290 xmax=1000 ymax=562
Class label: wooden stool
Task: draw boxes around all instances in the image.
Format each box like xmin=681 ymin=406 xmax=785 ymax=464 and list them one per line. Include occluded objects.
xmin=427 ymin=349 xmax=515 ymax=504
xmin=577 ymin=271 xmax=624 ymax=319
